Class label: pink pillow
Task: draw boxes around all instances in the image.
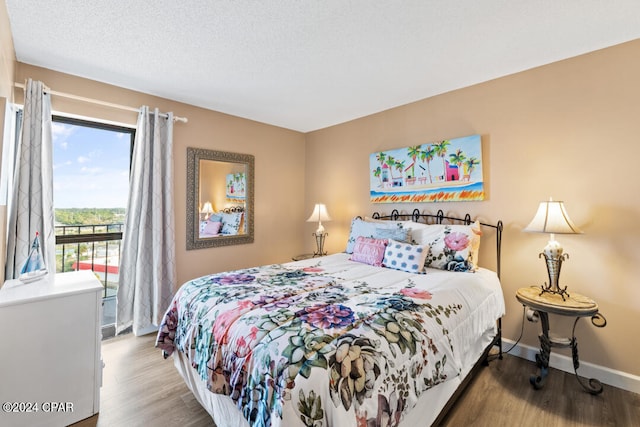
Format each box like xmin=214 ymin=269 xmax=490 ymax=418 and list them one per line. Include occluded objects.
xmin=203 ymin=221 xmax=222 ymax=235
xmin=349 ymin=236 xmax=388 ymax=266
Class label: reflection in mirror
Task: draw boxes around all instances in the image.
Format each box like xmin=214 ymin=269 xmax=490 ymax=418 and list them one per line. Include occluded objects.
xmin=186 ymin=148 xmax=254 ymax=249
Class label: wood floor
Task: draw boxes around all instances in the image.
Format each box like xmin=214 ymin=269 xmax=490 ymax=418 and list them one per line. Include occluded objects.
xmin=77 ymin=333 xmax=640 ymax=427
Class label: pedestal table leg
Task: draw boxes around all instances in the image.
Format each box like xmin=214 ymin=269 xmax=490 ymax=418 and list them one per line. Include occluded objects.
xmin=571 ymin=316 xmax=605 ymax=395
xmin=530 ymin=311 xmax=550 ymax=389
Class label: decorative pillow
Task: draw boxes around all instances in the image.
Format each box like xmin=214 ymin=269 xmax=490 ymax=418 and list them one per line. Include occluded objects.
xmin=208 ymin=213 xmax=223 ymax=223
xmin=365 ymin=217 xmax=440 ymax=245
xmin=374 ymin=226 xmax=412 ymax=243
xmin=382 ymin=239 xmax=428 ymax=274
xmin=220 ymin=212 xmax=243 ymax=235
xmin=424 ymin=222 xmax=482 ymax=272
xmin=406 ymin=225 xmax=443 ymax=246
xmin=202 ymin=220 xmax=222 ymax=236
xmin=349 ymin=236 xmax=388 ymax=266
xmin=346 ymin=218 xmax=398 ymax=253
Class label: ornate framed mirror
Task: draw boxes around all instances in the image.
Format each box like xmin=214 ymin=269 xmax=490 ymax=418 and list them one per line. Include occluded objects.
xmin=186 ymin=147 xmax=254 ymax=249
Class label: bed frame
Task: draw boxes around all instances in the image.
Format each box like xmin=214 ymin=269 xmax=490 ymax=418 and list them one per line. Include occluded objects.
xmin=370 ymin=208 xmax=504 ymax=425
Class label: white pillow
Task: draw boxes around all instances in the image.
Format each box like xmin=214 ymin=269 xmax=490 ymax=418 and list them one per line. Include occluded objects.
xmin=220 ymin=212 xmax=243 ymax=235
xmin=382 ymin=239 xmax=428 ymax=274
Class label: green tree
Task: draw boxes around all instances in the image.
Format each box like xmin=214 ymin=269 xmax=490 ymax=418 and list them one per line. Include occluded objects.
xmin=419 ymin=145 xmax=435 ymax=183
xmin=433 ymin=140 xmax=451 ymax=180
xmin=406 ymin=145 xmax=421 ymax=178
xmin=449 ymin=149 xmax=467 ymax=179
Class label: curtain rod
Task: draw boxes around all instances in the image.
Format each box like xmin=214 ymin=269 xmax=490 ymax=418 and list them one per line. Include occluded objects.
xmin=13 ymin=82 xmax=188 ymax=123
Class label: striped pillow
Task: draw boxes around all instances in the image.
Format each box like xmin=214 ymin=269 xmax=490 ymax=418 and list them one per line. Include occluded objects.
xmin=349 ymin=236 xmax=388 ymax=267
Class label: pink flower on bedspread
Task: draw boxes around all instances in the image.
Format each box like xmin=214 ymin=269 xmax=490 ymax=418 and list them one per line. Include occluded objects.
xmin=399 ymin=288 xmax=432 ymax=300
xmin=298 ymin=303 xmax=355 ymax=329
xmin=444 ymin=232 xmax=470 ymax=251
xmin=213 ymin=300 xmax=255 ymax=344
xmin=303 ymin=266 xmax=324 ymax=273
xmin=236 ymin=299 xmax=254 ymax=310
xmin=234 ymin=325 xmax=259 ymax=358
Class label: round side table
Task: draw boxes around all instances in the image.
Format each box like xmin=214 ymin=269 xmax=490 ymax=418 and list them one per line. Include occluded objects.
xmin=516 ymin=286 xmax=607 ymax=394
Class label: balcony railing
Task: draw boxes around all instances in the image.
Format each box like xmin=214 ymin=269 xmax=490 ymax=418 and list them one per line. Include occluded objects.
xmin=55 ymin=223 xmax=123 ymax=300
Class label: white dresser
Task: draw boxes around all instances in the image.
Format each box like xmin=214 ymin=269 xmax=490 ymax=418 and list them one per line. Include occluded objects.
xmin=0 ymin=271 xmax=102 ymax=427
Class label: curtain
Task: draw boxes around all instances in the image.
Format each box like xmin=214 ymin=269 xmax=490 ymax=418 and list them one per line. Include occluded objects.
xmin=116 ymin=106 xmax=176 ymax=336
xmin=4 ymin=79 xmax=55 ymax=279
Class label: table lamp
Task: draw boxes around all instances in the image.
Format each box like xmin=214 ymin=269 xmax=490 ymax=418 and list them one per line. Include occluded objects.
xmin=306 ymin=203 xmax=331 ymax=256
xmin=201 ymin=201 xmax=214 ymax=221
xmin=524 ymin=197 xmax=582 ymax=300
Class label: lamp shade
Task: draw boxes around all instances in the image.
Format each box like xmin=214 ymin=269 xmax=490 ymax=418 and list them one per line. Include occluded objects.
xmin=202 ymin=202 xmax=214 ymax=215
xmin=524 ymin=199 xmax=582 ymax=234
xmin=306 ymin=203 xmax=331 ymax=223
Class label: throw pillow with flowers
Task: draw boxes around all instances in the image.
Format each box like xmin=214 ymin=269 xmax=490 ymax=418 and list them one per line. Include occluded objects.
xmin=424 ymin=223 xmax=481 ymax=272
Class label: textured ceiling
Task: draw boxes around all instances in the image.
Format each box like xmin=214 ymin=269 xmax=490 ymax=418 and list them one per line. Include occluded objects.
xmin=6 ymin=1 xmax=640 ymax=132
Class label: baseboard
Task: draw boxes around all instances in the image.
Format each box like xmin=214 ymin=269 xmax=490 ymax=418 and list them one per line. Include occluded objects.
xmin=503 ymin=339 xmax=640 ymax=395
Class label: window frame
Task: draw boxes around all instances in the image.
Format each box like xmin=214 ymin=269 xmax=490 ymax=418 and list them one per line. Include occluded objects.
xmin=51 ymin=115 xmax=135 ymax=246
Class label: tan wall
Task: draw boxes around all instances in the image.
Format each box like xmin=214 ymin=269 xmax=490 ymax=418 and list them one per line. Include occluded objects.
xmin=305 ymin=39 xmax=640 ymax=377
xmin=0 ymin=0 xmax=15 ymax=99
xmin=14 ymin=63 xmax=307 ymax=286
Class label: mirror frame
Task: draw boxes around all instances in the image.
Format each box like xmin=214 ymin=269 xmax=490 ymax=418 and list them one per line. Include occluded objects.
xmin=186 ymin=147 xmax=255 ymax=249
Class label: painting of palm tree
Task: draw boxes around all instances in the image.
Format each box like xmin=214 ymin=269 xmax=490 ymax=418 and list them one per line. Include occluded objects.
xmin=369 ymin=134 xmax=484 ymax=203
xmin=226 ymin=172 xmax=246 ymax=200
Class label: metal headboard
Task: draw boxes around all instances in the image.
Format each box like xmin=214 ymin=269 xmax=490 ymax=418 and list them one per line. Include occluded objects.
xmin=371 ymin=208 xmax=504 ymax=279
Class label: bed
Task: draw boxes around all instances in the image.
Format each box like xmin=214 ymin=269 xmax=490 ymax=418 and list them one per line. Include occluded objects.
xmin=200 ymin=206 xmax=246 ymax=238
xmin=157 ymin=209 xmax=504 ymax=426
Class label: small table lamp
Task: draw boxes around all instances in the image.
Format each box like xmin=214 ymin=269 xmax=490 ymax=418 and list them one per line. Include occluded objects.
xmin=524 ymin=197 xmax=582 ymax=300
xmin=201 ymin=201 xmax=214 ymax=221
xmin=306 ymin=203 xmax=331 ymax=256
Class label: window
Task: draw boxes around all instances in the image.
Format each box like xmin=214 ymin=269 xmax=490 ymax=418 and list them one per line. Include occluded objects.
xmin=52 ymin=116 xmax=134 ymax=332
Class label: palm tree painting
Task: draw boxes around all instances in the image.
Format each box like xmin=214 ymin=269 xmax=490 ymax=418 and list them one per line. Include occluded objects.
xmin=226 ymin=172 xmax=246 ymax=200
xmin=369 ymin=134 xmax=484 ymax=203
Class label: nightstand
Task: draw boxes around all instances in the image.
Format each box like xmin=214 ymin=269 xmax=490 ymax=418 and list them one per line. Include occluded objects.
xmin=516 ymin=286 xmax=607 ymax=394
xmin=292 ymin=253 xmax=324 ymax=261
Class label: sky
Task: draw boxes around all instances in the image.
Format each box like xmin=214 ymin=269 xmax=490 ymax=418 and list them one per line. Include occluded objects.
xmin=52 ymin=121 xmax=131 ymax=208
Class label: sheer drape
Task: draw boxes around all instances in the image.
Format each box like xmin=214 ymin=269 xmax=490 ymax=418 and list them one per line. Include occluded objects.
xmin=116 ymin=106 xmax=176 ymax=335
xmin=4 ymin=79 xmax=55 ymax=279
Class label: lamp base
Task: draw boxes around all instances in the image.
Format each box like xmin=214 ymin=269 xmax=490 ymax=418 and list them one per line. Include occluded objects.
xmin=538 ymin=252 xmax=570 ymax=300
xmin=312 ymin=232 xmax=328 ymax=257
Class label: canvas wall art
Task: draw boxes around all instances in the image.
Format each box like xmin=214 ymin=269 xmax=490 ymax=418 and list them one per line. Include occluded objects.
xmin=226 ymin=172 xmax=246 ymax=201
xmin=370 ymin=134 xmax=484 ymax=203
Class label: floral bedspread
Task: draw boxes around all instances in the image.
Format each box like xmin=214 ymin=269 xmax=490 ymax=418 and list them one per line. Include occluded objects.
xmin=156 ymin=254 xmax=503 ymax=427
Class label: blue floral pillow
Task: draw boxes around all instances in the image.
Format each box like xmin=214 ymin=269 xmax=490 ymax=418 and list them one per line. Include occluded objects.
xmin=345 ymin=219 xmax=377 ymax=253
xmin=382 ymin=239 xmax=428 ymax=274
xmin=220 ymin=212 xmax=243 ymax=235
